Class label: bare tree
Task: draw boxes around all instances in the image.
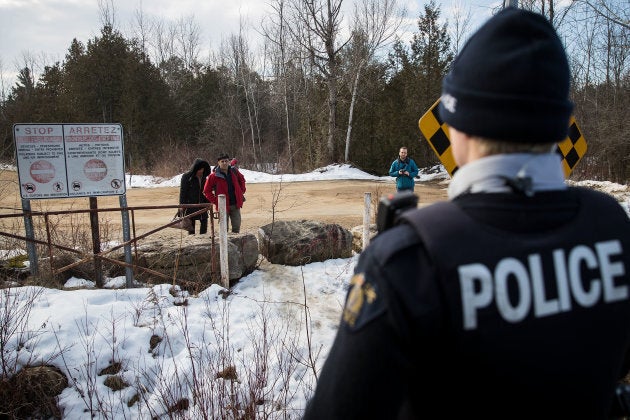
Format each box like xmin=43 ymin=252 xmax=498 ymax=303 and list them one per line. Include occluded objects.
xmin=220 ymin=23 xmax=263 ymax=166
xmin=566 ymin=0 xmax=628 ymax=92
xmin=518 ymin=0 xmax=575 ymax=27
xmin=563 ymin=0 xmax=629 ymax=182
xmin=97 ymin=0 xmax=117 ymax=29
xmin=573 ymin=0 xmax=630 ymax=30
xmin=174 ymin=15 xmax=202 ymax=73
xmin=344 ymin=0 xmax=403 ymax=162
xmin=288 ymin=18 xmax=323 ymax=169
xmin=150 ymin=19 xmax=174 ymax=65
xmin=567 ymin=5 xmax=598 ymax=90
xmin=145 ymin=14 xmax=200 ymax=73
xmin=131 ymin=1 xmax=153 ymax=61
xmin=0 ymin=58 xmax=5 ymax=101
xmin=261 ymin=0 xmax=297 ymax=172
xmin=448 ymin=0 xmax=473 ymax=55
xmin=0 ymin=57 xmax=7 ymax=129
xmin=288 ymin=0 xmax=351 ymax=163
xmin=238 ymin=30 xmax=261 ymax=165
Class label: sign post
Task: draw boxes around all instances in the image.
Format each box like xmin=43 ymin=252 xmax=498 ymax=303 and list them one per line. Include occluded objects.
xmin=21 ymin=198 xmax=38 ymax=275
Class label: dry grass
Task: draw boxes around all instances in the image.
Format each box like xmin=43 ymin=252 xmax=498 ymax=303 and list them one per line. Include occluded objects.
xmin=0 ymin=365 xmax=67 ymax=418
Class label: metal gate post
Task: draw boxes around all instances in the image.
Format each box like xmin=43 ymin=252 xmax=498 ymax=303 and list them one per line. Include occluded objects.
xmin=89 ymin=197 xmax=103 ymax=287
xmin=119 ymin=194 xmax=134 ymax=287
xmin=21 ymin=198 xmax=38 ymax=275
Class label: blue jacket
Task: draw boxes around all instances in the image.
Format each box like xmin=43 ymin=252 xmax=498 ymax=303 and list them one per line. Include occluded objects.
xmin=389 ymin=157 xmax=419 ymax=190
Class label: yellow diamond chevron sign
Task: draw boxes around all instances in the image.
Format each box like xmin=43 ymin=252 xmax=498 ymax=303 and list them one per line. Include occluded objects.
xmin=558 ymin=116 xmax=588 ymax=177
xmin=418 ymin=98 xmax=587 ymax=178
xmin=418 ymin=99 xmax=458 ymax=175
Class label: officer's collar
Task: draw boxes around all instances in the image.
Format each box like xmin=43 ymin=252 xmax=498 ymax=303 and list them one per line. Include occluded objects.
xmin=448 ymin=153 xmax=566 ymax=199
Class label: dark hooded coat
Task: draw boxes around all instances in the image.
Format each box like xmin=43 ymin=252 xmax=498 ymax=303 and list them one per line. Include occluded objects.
xmin=179 ymin=159 xmax=211 ymax=220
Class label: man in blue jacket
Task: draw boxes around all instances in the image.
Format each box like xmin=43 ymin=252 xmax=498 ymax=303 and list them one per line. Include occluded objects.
xmin=389 ymin=146 xmax=419 ymax=192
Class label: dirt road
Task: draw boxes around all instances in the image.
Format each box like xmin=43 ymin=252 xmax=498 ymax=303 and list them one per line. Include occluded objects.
xmin=0 ymin=169 xmax=450 ymax=238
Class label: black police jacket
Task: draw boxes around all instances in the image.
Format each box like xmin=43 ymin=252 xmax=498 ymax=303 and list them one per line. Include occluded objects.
xmin=304 ymin=187 xmax=630 ymax=419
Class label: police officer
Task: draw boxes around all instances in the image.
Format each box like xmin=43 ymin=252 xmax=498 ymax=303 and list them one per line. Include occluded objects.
xmin=304 ymin=8 xmax=630 ymax=419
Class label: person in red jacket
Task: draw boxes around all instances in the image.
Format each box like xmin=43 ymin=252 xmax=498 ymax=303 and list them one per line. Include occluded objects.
xmin=229 ymin=158 xmax=246 ymax=202
xmin=203 ymin=153 xmax=246 ymax=233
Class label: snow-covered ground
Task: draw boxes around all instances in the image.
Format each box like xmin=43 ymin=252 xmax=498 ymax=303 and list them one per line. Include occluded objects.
xmin=0 ymin=162 xmax=628 ymax=419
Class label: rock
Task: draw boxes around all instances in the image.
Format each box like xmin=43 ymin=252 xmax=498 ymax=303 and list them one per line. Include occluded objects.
xmin=109 ymin=233 xmax=259 ymax=286
xmin=350 ymin=223 xmax=378 ymax=253
xmin=258 ymin=220 xmax=353 ymax=265
xmin=226 ymin=233 xmax=260 ymax=280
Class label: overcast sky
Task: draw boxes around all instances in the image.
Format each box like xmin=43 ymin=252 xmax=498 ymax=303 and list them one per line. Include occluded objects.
xmin=0 ymin=0 xmax=501 ymax=89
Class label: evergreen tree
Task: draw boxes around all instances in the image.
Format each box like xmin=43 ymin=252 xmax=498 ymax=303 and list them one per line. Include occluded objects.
xmin=362 ymin=1 xmax=453 ymax=172
xmin=36 ymin=63 xmax=69 ymax=122
xmin=0 ymin=68 xmax=38 ymax=159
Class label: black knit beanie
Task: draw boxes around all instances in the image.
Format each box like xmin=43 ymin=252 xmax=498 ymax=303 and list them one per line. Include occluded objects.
xmin=439 ymin=7 xmax=573 ymax=143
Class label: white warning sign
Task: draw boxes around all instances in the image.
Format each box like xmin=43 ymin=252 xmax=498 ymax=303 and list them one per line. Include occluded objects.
xmin=63 ymin=124 xmax=125 ymax=197
xmin=14 ymin=123 xmax=126 ymax=199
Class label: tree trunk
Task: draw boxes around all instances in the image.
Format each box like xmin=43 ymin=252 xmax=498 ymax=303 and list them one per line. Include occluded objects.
xmin=327 ymin=72 xmax=337 ymax=162
xmin=345 ymin=64 xmax=363 ymax=162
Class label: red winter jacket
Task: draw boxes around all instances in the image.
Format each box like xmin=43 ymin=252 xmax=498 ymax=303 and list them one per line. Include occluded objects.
xmin=203 ymin=167 xmax=246 ymax=210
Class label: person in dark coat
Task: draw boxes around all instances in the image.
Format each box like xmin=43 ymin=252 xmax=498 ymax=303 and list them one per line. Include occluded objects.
xmin=179 ymin=158 xmax=211 ymax=235
xmin=304 ymin=8 xmax=630 ymax=420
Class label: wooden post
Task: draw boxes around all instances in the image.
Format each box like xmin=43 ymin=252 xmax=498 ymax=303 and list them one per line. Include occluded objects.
xmin=363 ymin=192 xmax=371 ymax=250
xmin=218 ymin=194 xmax=229 ymax=288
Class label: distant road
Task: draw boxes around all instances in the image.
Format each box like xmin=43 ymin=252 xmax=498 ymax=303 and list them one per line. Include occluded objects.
xmin=0 ymin=169 xmax=449 ymax=236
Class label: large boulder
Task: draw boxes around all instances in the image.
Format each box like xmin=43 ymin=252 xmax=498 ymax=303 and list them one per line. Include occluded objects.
xmin=258 ymin=220 xmax=353 ymax=266
xmin=225 ymin=233 xmax=260 ymax=280
xmin=109 ymin=233 xmax=259 ymax=286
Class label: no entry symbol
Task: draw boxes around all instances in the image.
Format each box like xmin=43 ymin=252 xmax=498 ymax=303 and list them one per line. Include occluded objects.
xmin=84 ymin=159 xmax=108 ymax=181
xmin=30 ymin=160 xmax=55 ymax=183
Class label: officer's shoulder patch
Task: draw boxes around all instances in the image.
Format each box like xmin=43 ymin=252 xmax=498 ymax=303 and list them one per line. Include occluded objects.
xmin=342 ymin=272 xmax=385 ymax=331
